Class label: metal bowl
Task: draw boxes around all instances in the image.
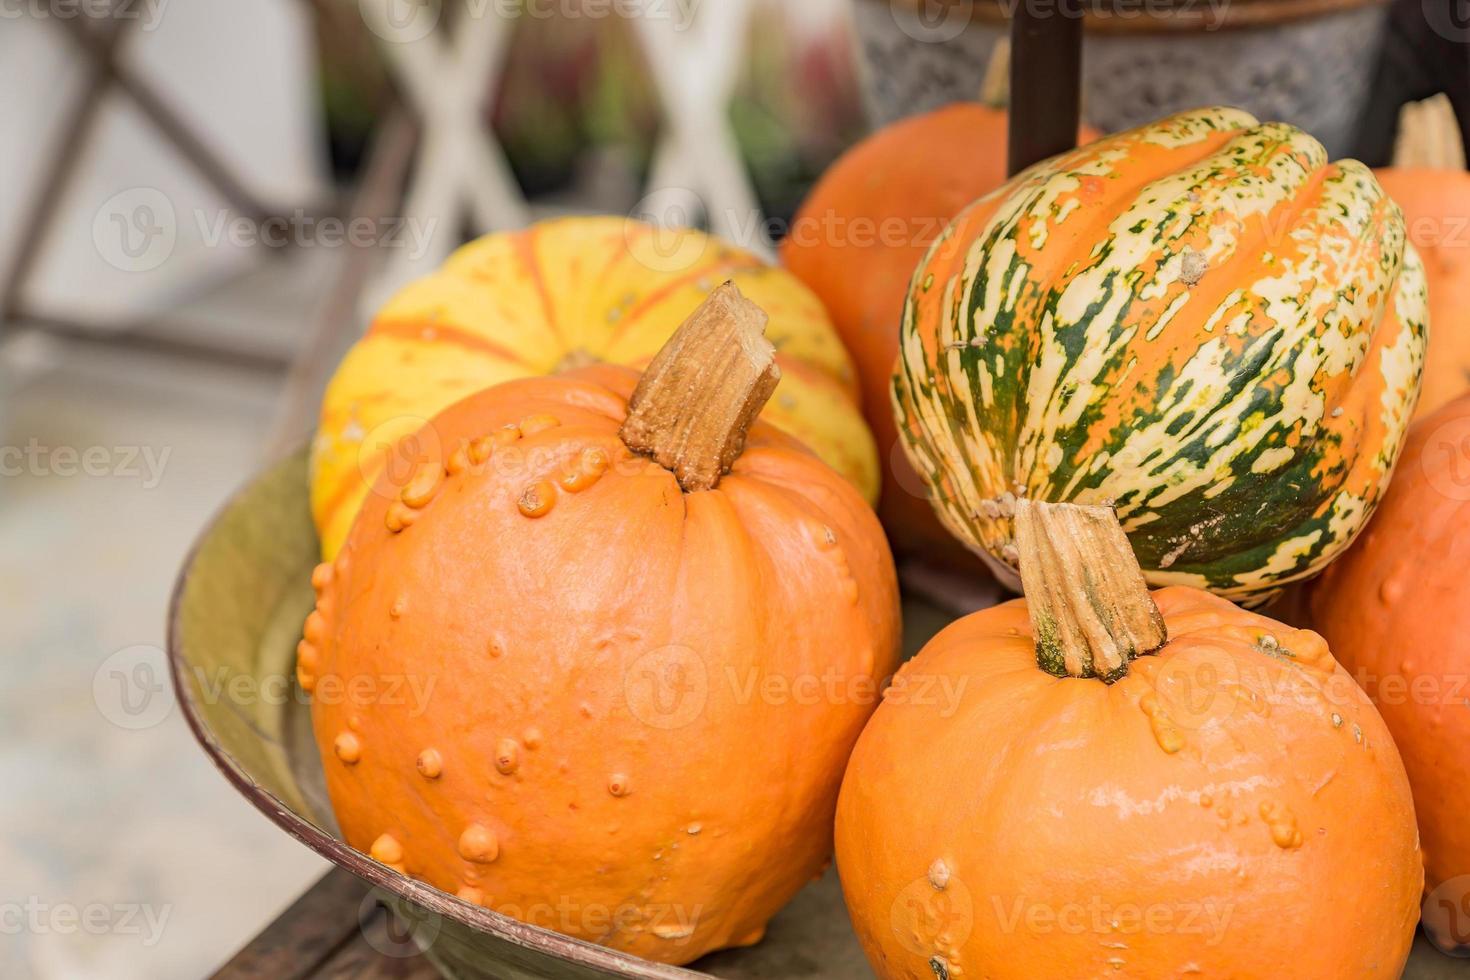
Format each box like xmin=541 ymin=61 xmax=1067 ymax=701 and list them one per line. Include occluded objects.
xmin=165 ymin=449 xmax=881 ymax=979
xmin=169 ymin=450 xmax=1469 ymax=977
xmin=851 ymin=0 xmax=1389 ymax=158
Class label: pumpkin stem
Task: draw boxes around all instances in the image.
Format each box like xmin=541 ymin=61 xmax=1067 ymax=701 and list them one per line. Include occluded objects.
xmin=1014 ymin=499 xmax=1167 ymax=681
xmin=619 ymin=281 xmax=780 ymax=492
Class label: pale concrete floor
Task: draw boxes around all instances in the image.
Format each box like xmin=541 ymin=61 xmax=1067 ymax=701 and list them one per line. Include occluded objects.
xmin=0 ymin=258 xmax=344 ymax=979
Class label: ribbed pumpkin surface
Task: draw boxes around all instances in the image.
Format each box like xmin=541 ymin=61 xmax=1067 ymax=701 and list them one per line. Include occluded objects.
xmin=894 ymin=107 xmax=1428 ymax=603
xmin=311 ymin=217 xmax=878 ymax=557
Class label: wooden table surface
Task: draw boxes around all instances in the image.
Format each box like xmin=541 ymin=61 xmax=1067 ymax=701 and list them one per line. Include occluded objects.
xmin=213 ymin=868 xmax=438 ymax=979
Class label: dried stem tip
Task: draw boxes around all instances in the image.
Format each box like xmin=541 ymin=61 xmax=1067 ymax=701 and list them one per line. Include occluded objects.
xmin=620 ymin=282 xmax=780 ymax=492
xmin=1014 ymin=499 xmax=1167 ymax=681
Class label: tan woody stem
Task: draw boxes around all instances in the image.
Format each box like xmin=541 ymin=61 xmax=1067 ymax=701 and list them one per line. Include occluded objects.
xmin=620 ymin=282 xmax=780 ymax=492
xmin=1013 ymin=499 xmax=1167 ymax=681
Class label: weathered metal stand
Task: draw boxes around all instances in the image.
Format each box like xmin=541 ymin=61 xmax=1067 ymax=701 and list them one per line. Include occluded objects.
xmin=1007 ymin=0 xmax=1084 ymax=176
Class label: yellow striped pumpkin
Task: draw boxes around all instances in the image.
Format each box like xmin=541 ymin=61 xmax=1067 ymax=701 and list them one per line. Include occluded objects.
xmin=894 ymin=107 xmax=1428 ymax=604
xmin=312 ymin=217 xmax=878 ymax=558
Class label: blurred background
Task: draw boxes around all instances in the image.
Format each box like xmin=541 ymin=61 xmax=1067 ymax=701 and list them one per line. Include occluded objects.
xmin=0 ymin=0 xmax=1462 ymax=976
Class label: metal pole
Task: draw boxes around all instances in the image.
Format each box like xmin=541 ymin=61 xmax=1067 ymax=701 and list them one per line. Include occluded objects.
xmin=1007 ymin=0 xmax=1084 ymax=176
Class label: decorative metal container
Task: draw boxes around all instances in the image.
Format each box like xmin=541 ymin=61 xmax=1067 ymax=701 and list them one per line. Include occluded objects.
xmin=851 ymin=0 xmax=1390 ymax=157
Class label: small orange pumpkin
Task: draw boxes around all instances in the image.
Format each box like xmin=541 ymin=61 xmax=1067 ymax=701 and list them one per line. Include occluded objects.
xmin=836 ymin=500 xmax=1420 ymax=978
xmin=1312 ymin=392 xmax=1470 ymax=949
xmin=301 ymin=285 xmax=901 ymax=964
xmin=312 ymin=216 xmax=879 ymax=559
xmin=781 ymin=103 xmax=1099 ymax=563
xmin=1374 ymin=168 xmax=1470 ymax=418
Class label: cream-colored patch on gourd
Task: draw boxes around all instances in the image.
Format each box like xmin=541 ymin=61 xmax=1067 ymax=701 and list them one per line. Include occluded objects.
xmin=1199 ymin=291 xmax=1246 ymax=335
xmin=1325 ymin=492 xmax=1370 ymax=546
xmin=1251 ymin=446 xmax=1296 ymax=475
xmin=1376 ymin=244 xmax=1429 ymax=449
xmin=1138 ymin=567 xmax=1212 ymax=589
xmin=1072 ymin=335 xmax=1265 ymax=509
xmin=1146 ymin=291 xmax=1192 ymax=341
xmin=975 ymin=356 xmax=994 ymax=408
xmin=1254 ymin=528 xmax=1326 ymax=581
xmin=1053 ymin=124 xmax=1318 ymax=374
xmin=966 ymin=236 xmax=1014 ymax=341
xmin=1139 ymin=106 xmax=1259 ymax=150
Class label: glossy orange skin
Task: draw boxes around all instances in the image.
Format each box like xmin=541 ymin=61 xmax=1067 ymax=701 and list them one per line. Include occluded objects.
xmin=836 ymin=588 xmax=1420 ymax=979
xmin=301 ymin=366 xmax=901 ymax=965
xmin=1375 ymin=169 xmax=1470 ymax=419
xmin=1312 ymin=393 xmax=1470 ymax=909
xmin=781 ymin=103 xmax=1098 ymax=563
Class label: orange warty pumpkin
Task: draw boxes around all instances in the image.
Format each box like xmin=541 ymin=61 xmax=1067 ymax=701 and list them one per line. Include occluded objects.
xmin=781 ymin=103 xmax=1099 ymax=563
xmin=312 ymin=216 xmax=878 ymax=559
xmin=300 ymin=285 xmax=901 ymax=964
xmin=1374 ymin=168 xmax=1470 ymax=418
xmin=1312 ymin=392 xmax=1470 ymax=950
xmin=836 ymin=500 xmax=1420 ymax=979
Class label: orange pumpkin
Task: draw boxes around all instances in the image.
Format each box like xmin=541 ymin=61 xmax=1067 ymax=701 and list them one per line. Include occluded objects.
xmin=300 ymin=285 xmax=901 ymax=964
xmin=1374 ymin=168 xmax=1470 ymax=418
xmin=312 ymin=216 xmax=878 ymax=559
xmin=781 ymin=103 xmax=1099 ymax=563
xmin=1312 ymin=392 xmax=1470 ymax=950
xmin=836 ymin=500 xmax=1420 ymax=979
